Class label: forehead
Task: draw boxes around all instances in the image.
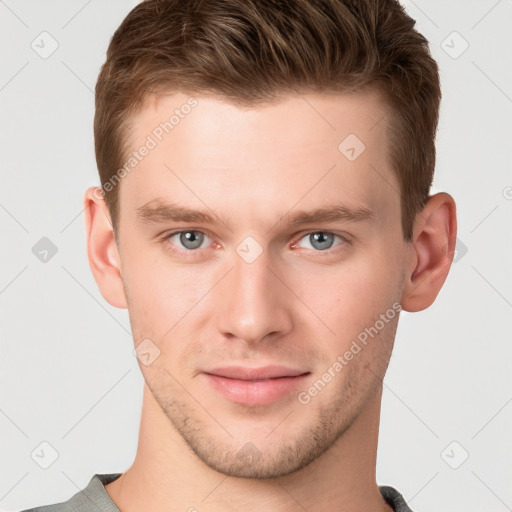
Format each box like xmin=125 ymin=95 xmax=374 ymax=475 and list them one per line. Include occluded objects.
xmin=128 ymin=88 xmax=389 ymax=154
xmin=119 ymin=89 xmax=397 ymax=229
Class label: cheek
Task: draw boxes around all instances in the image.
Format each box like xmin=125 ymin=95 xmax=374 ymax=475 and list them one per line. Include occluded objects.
xmin=121 ymin=248 xmax=214 ymax=338
xmin=293 ymin=251 xmax=403 ymax=339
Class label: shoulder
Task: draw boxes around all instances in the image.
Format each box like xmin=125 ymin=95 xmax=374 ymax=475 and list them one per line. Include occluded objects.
xmin=19 ymin=505 xmax=65 ymax=512
xmin=379 ymin=485 xmax=414 ymax=512
xmin=19 ymin=473 xmax=122 ymax=512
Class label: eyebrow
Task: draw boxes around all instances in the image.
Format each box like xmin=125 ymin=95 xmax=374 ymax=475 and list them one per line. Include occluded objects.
xmin=136 ymin=199 xmax=374 ymax=228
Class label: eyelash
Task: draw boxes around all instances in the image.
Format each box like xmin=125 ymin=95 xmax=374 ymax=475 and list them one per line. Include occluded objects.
xmin=162 ymin=229 xmax=349 ymax=258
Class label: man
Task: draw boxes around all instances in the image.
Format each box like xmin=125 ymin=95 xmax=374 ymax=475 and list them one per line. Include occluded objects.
xmin=22 ymin=0 xmax=456 ymax=511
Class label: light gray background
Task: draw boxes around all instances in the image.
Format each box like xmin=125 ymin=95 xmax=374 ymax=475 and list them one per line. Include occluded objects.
xmin=1 ymin=1 xmax=511 ymax=511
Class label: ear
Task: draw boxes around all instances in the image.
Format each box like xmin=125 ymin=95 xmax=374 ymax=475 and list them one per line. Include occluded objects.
xmin=83 ymin=186 xmax=128 ymax=309
xmin=401 ymin=192 xmax=457 ymax=312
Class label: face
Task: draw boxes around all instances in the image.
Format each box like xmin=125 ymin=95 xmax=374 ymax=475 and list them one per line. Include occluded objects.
xmin=114 ymin=90 xmax=408 ymax=479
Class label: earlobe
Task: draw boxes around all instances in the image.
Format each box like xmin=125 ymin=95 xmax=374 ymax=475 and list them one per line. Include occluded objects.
xmin=83 ymin=186 xmax=128 ymax=309
xmin=401 ymin=192 xmax=457 ymax=312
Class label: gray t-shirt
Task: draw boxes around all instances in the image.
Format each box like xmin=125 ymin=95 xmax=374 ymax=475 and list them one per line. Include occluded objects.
xmin=20 ymin=473 xmax=414 ymax=512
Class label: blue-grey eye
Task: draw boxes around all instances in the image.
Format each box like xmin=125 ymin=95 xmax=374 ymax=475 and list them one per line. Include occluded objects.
xmin=172 ymin=231 xmax=206 ymax=250
xmin=298 ymin=232 xmax=342 ymax=251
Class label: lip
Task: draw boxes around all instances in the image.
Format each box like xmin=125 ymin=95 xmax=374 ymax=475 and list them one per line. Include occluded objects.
xmin=206 ymin=365 xmax=308 ymax=380
xmin=203 ymin=366 xmax=310 ymax=406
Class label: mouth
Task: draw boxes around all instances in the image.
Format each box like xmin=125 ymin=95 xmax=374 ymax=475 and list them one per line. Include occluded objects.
xmin=203 ymin=365 xmax=311 ymax=406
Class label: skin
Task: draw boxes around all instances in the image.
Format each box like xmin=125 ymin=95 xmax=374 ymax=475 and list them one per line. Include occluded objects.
xmin=84 ymin=89 xmax=456 ymax=512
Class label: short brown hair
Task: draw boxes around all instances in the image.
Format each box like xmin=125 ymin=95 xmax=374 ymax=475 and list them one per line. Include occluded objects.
xmin=94 ymin=0 xmax=441 ymax=241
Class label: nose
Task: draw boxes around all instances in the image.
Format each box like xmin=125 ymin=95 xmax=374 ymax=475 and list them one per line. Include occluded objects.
xmin=215 ymin=245 xmax=293 ymax=345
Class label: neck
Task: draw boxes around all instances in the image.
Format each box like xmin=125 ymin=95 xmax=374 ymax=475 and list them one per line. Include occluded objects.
xmin=105 ymin=383 xmax=392 ymax=512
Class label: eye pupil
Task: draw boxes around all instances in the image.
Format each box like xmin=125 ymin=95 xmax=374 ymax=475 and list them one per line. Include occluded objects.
xmin=310 ymin=232 xmax=334 ymax=250
xmin=180 ymin=231 xmax=203 ymax=249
